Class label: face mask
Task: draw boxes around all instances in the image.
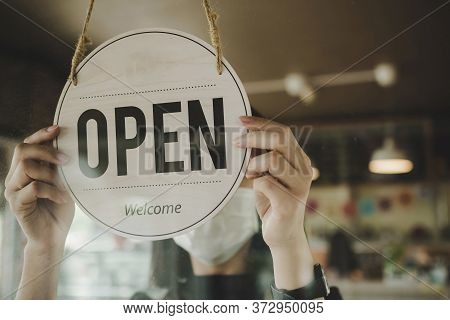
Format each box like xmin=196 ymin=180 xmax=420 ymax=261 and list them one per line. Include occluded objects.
xmin=173 ymin=187 xmax=258 ymax=265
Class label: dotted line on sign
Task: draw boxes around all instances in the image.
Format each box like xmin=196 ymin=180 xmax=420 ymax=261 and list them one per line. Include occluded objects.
xmin=82 ymin=180 xmax=222 ymax=191
xmin=79 ymin=84 xmax=217 ymax=100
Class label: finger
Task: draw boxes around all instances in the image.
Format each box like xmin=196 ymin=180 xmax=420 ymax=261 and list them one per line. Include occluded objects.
xmin=295 ymin=146 xmax=314 ymax=178
xmin=234 ymin=129 xmax=298 ymax=166
xmin=238 ymin=116 xmax=313 ymax=169
xmin=246 ymin=151 xmax=299 ymax=190
xmin=6 ymin=143 xmax=68 ymax=185
xmin=239 ymin=116 xmax=286 ymax=131
xmin=254 ymin=190 xmax=270 ymax=220
xmin=23 ymin=125 xmax=60 ymax=144
xmin=253 ymin=175 xmax=304 ymax=221
xmin=15 ymin=181 xmax=67 ymax=206
xmin=235 ymin=130 xmax=313 ymax=176
xmin=8 ymin=159 xmax=64 ymax=192
xmin=6 ymin=126 xmax=61 ymax=184
xmin=253 ymin=175 xmax=290 ymax=210
xmin=251 ymin=144 xmax=267 ymax=158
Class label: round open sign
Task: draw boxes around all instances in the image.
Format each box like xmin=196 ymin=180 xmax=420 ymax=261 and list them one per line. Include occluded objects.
xmin=54 ymin=28 xmax=251 ymax=240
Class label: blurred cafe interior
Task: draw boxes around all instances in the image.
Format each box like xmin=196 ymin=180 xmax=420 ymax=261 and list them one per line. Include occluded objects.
xmin=0 ymin=0 xmax=449 ymax=299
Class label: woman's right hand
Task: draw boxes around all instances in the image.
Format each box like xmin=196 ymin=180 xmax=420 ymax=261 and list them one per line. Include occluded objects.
xmin=3 ymin=125 xmax=75 ymax=252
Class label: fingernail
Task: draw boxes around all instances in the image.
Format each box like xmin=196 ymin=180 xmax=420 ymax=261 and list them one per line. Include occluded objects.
xmin=47 ymin=125 xmax=58 ymax=132
xmin=240 ymin=116 xmax=251 ymax=123
xmin=57 ymin=152 xmax=69 ymax=164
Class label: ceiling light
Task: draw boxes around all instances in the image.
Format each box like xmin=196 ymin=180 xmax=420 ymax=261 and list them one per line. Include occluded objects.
xmin=244 ymin=63 xmax=395 ymax=99
xmin=369 ymin=138 xmax=413 ymax=174
xmin=284 ymin=73 xmax=315 ymax=104
xmin=374 ymin=63 xmax=397 ymax=87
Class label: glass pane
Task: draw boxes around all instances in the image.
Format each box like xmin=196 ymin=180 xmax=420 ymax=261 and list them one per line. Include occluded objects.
xmin=0 ymin=0 xmax=449 ymax=301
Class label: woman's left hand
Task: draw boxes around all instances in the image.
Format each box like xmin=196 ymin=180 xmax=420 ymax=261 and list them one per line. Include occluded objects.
xmin=234 ymin=116 xmax=313 ymax=248
xmin=233 ymin=116 xmax=315 ymax=289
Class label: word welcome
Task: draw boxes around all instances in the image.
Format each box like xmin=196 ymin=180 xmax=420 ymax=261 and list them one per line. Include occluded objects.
xmin=125 ymin=201 xmax=182 ymax=216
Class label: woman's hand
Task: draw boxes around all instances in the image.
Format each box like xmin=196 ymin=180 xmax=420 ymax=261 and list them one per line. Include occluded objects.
xmin=4 ymin=125 xmax=74 ymax=251
xmin=234 ymin=116 xmax=315 ymax=290
xmin=3 ymin=125 xmax=75 ymax=299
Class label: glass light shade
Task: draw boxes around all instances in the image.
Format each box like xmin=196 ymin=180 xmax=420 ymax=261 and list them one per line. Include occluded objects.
xmin=369 ymin=138 xmax=413 ymax=174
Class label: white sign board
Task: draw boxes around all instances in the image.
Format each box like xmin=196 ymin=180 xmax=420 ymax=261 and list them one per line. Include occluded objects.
xmin=54 ymin=29 xmax=251 ymax=240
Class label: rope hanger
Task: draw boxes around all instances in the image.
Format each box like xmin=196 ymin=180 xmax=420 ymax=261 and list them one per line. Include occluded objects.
xmin=68 ymin=0 xmax=95 ymax=86
xmin=69 ymin=0 xmax=224 ymax=86
xmin=202 ymin=0 xmax=224 ymax=75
